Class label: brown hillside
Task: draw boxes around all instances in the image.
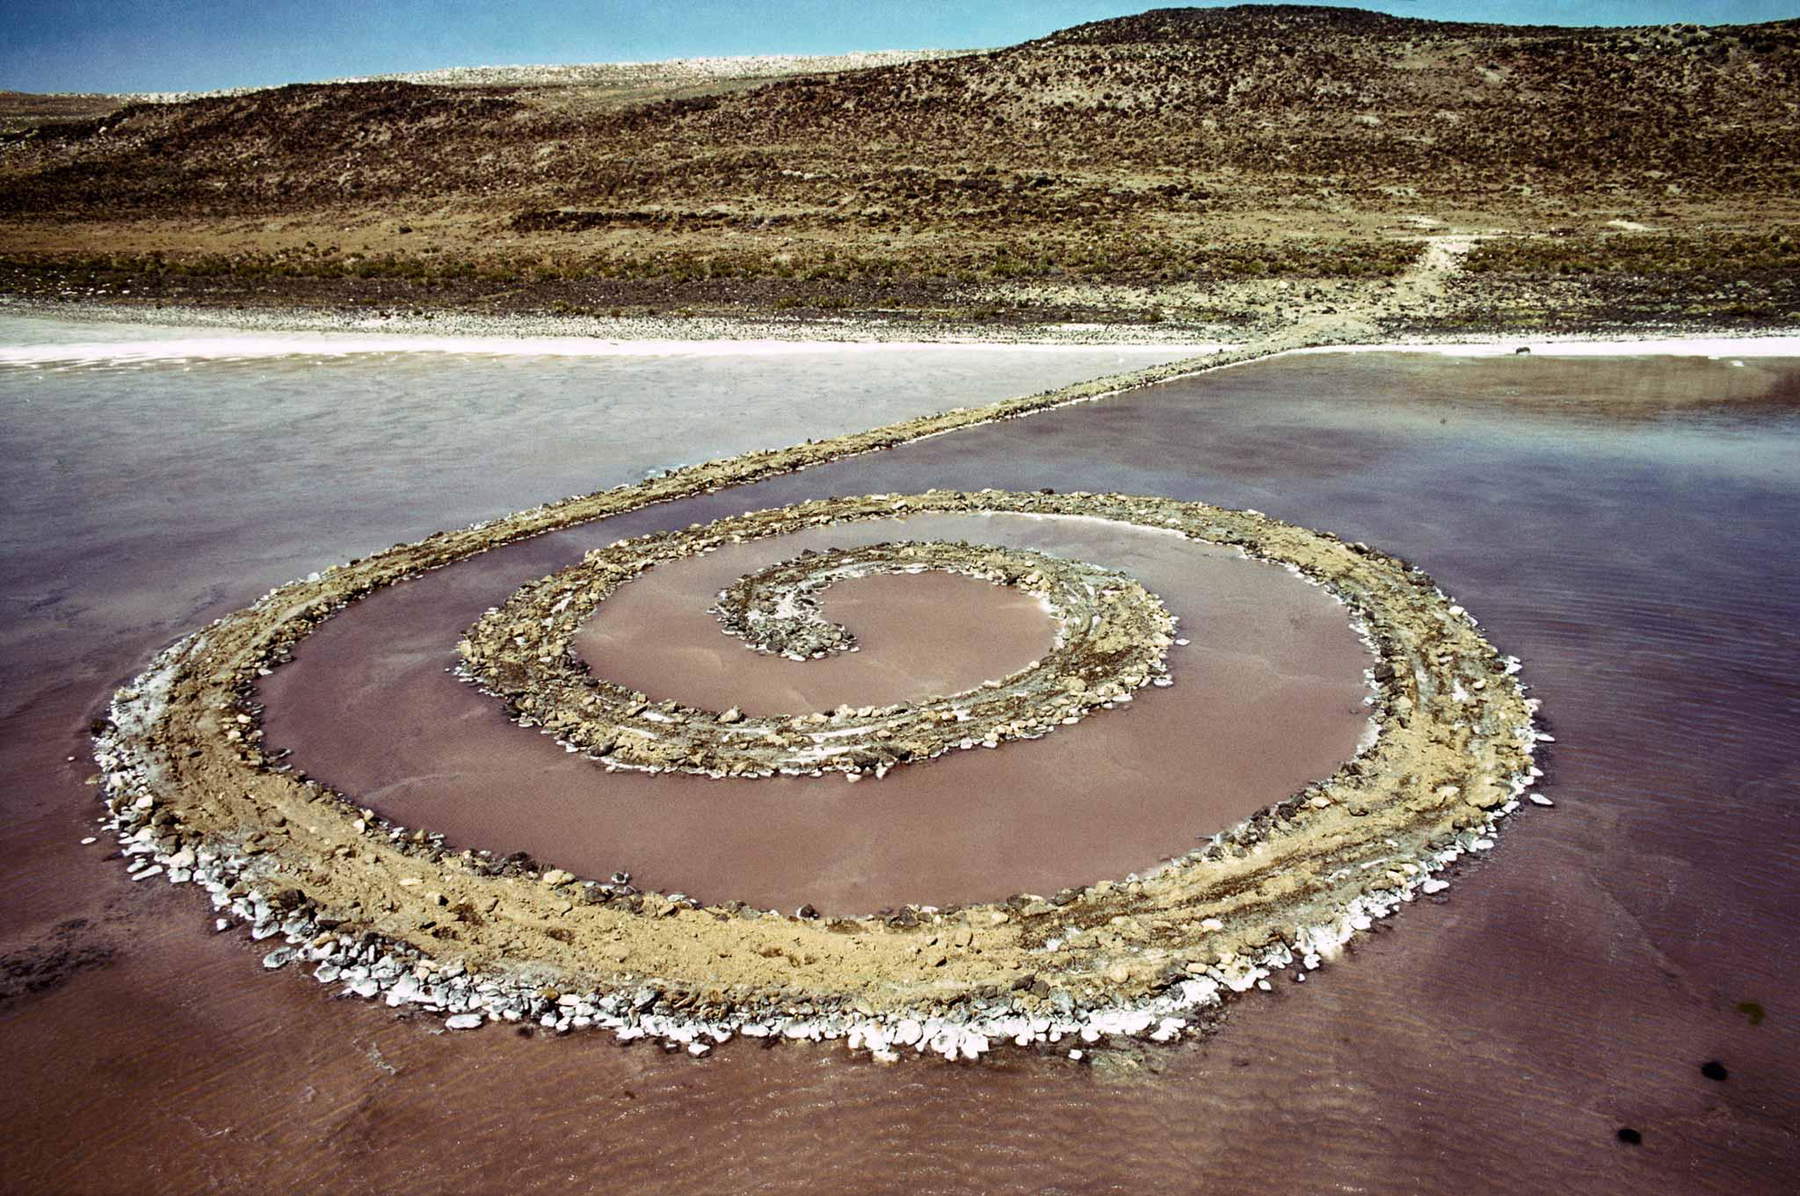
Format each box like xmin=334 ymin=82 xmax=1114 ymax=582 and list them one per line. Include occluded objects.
xmin=6 ymin=5 xmax=1797 ymax=212
xmin=1 ymin=5 xmax=1795 ymax=327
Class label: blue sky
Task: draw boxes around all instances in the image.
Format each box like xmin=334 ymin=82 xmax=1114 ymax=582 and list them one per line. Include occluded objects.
xmin=4 ymin=1 xmax=1794 ymax=94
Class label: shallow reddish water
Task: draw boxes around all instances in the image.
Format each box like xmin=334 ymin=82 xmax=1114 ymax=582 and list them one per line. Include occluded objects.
xmin=260 ymin=512 xmax=1371 ymax=911
xmin=579 ymin=544 xmax=1061 ymax=716
xmin=2 ymin=336 xmax=1796 ymax=1193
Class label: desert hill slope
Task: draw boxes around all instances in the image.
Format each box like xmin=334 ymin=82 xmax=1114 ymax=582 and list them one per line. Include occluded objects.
xmin=7 ymin=4 xmax=1797 ymax=212
xmin=1 ymin=5 xmax=1795 ymax=328
xmin=636 ymin=4 xmax=1797 ymax=191
xmin=0 ymin=49 xmax=978 ymax=133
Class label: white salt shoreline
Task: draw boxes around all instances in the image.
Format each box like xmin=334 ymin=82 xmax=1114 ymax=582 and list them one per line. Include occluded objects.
xmin=0 ymin=332 xmax=1233 ymax=367
xmin=1303 ymin=335 xmax=1800 ymax=358
xmin=5 ymin=329 xmax=1796 ymax=369
xmin=4 ymin=293 xmax=1792 ymax=369
xmin=5 ymin=292 xmax=1796 ymax=364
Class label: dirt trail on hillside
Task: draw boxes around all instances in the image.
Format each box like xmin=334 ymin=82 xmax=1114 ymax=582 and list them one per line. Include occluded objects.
xmin=1246 ymin=233 xmax=1482 ymax=354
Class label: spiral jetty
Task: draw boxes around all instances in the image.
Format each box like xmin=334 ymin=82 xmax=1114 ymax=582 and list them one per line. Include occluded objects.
xmin=91 ymin=351 xmax=1544 ymax=1061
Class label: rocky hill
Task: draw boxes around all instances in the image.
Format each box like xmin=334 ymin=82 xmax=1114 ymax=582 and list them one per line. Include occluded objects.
xmin=1 ymin=5 xmax=1795 ymax=328
xmin=0 ymin=49 xmax=979 ymax=131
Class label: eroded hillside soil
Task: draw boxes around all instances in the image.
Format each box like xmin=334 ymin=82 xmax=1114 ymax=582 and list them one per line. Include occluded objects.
xmin=3 ymin=6 xmax=1795 ymax=330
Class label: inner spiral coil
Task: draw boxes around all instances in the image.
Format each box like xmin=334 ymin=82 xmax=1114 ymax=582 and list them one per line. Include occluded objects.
xmin=459 ymin=527 xmax=1176 ymax=778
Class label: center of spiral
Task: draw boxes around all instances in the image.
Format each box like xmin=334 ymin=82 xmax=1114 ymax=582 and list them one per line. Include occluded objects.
xmin=457 ymin=513 xmax=1179 ymax=779
xmin=711 ymin=540 xmax=1124 ymax=665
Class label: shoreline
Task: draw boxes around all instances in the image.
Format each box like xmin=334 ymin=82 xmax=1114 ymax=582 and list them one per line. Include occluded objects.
xmin=0 ymin=295 xmax=1230 ymax=348
xmin=6 ymin=295 xmax=1796 ymax=361
xmin=0 ymin=331 xmax=1232 ymax=366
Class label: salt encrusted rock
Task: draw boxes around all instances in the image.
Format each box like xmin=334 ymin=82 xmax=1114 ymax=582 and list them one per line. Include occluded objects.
xmin=444 ymin=1013 xmax=484 ymax=1030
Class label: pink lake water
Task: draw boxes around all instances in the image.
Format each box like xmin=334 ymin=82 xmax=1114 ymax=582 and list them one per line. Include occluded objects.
xmin=259 ymin=511 xmax=1371 ymax=911
xmin=1 ymin=323 xmax=1796 ymax=1193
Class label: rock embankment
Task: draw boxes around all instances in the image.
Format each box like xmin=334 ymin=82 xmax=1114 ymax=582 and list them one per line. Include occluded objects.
xmin=93 ymin=477 xmax=1538 ymax=1058
xmin=87 ymin=342 xmax=1542 ymax=1059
